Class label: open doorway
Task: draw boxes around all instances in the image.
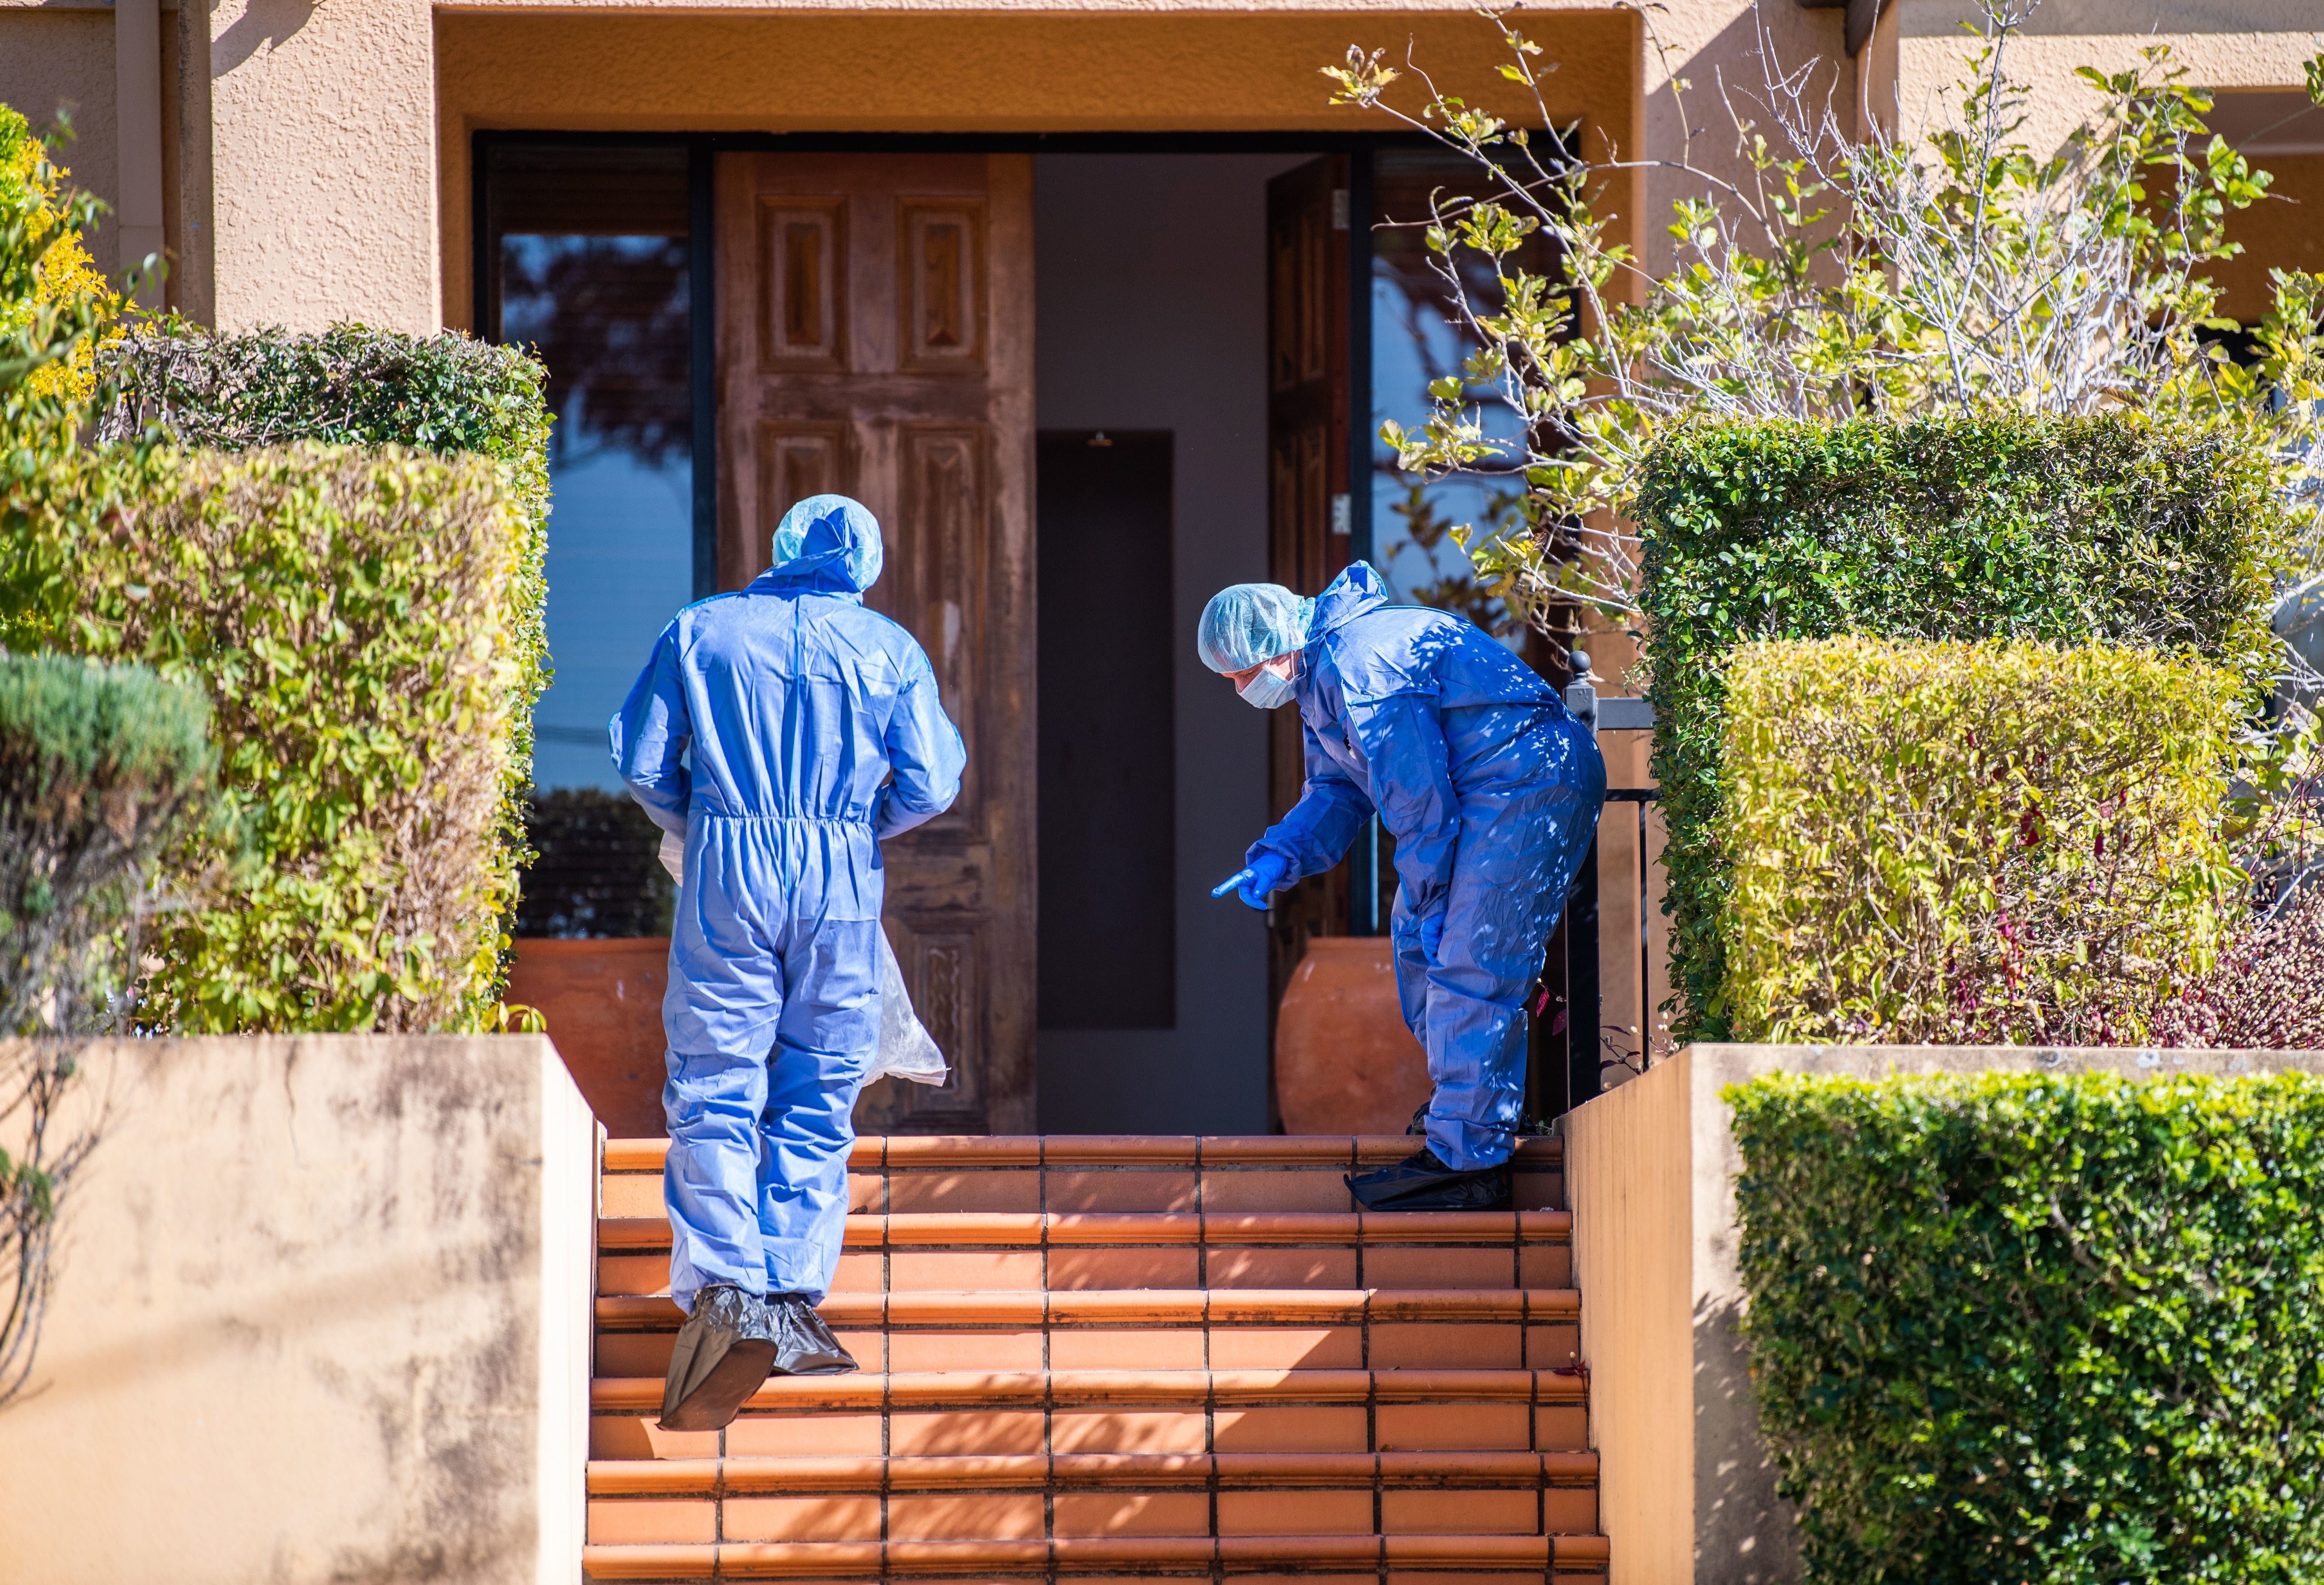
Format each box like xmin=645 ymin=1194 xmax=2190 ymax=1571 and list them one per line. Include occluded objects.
xmin=1032 ymin=152 xmax=1315 ymax=1134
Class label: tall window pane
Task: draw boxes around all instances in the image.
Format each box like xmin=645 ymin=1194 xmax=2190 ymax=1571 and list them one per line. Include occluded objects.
xmin=1369 ymin=148 xmax=1558 ymax=645
xmin=486 ymin=145 xmax=693 ymax=792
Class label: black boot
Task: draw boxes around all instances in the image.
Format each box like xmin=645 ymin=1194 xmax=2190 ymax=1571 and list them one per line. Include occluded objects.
xmin=659 ymin=1284 xmax=780 ymax=1432
xmin=767 ymin=1293 xmax=860 ymax=1376
xmin=1346 ymin=1146 xmax=1513 ymax=1212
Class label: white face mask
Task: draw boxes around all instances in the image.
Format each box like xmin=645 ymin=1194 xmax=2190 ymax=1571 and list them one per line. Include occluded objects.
xmin=1236 ymin=660 xmax=1297 ymax=710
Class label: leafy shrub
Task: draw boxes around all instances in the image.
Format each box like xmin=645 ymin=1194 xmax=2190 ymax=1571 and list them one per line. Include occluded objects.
xmin=0 ymin=105 xmax=125 ymax=417
xmin=1721 ymin=637 xmax=2241 ymax=1045
xmin=0 ymin=653 xmax=213 ymax=1403
xmin=1731 ymin=1071 xmax=2324 ymax=1585
xmin=0 ymin=653 xmax=214 ymax=1034
xmin=1637 ymin=413 xmax=2284 ymax=1040
xmin=94 ymin=324 xmax=553 ymax=1001
xmin=518 ymin=788 xmax=673 ymax=940
xmin=0 ymin=443 xmax=529 ymax=1032
xmin=2149 ymin=885 xmax=2324 ymax=1049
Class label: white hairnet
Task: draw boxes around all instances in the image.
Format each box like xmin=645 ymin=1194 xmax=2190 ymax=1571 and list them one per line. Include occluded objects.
xmin=1197 ymin=583 xmax=1315 ymax=674
xmin=771 ymin=494 xmax=884 ymax=591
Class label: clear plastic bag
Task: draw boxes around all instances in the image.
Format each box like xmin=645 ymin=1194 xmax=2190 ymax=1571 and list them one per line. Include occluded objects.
xmin=659 ymin=827 xmax=948 ymax=1087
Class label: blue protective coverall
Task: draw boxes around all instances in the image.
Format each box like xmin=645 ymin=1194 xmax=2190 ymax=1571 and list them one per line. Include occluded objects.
xmin=611 ymin=495 xmax=966 ymax=1312
xmin=1246 ymin=563 xmax=1606 ymax=1171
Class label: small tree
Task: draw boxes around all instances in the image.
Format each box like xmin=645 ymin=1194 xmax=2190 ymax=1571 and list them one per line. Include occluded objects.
xmin=1324 ymin=3 xmax=2324 ymax=670
xmin=0 ymin=655 xmax=214 ymax=1407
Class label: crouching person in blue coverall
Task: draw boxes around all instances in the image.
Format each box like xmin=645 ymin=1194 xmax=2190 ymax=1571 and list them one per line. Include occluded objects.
xmin=1201 ymin=562 xmax=1606 ymax=1211
xmin=612 ymin=494 xmax=966 ymax=1432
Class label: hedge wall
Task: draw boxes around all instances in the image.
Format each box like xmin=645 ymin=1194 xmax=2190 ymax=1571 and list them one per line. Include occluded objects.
xmin=1 ymin=443 xmax=530 ymax=1032
xmin=93 ymin=325 xmax=552 ymax=1014
xmin=1721 ymin=637 xmax=2242 ymax=1045
xmin=1637 ymin=414 xmax=2285 ymax=1041
xmin=1732 ymin=1071 xmax=2324 ymax=1585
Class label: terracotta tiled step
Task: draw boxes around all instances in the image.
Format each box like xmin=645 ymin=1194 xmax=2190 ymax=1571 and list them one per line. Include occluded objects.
xmin=592 ymin=1288 xmax=1584 ymax=1378
xmin=596 ymin=1367 xmax=1585 ymax=1415
xmin=590 ymin=1449 xmax=1600 ymax=1496
xmin=600 ymin=1211 xmax=1573 ymax=1250
xmin=599 ymin=1134 xmax=1566 ymax=1218
xmin=595 ymin=1211 xmax=1573 ymax=1298
xmin=588 ymin=1457 xmax=1599 ymax=1551
xmin=580 ymin=1532 xmax=1612 ymax=1580
xmin=600 ymin=1287 xmax=1579 ymax=1329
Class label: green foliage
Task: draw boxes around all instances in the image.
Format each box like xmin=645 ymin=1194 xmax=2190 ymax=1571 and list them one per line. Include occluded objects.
xmin=1636 ymin=411 xmax=2283 ymax=1040
xmin=0 ymin=443 xmax=530 ymax=1032
xmin=1730 ymin=1071 xmax=2324 ymax=1584
xmin=1 ymin=103 xmax=125 ymax=457
xmin=1325 ymin=16 xmax=2324 ymax=631
xmin=0 ymin=653 xmax=214 ymax=1404
xmin=0 ymin=652 xmax=214 ymax=1035
xmin=94 ymin=324 xmax=553 ymax=1010
xmin=1721 ymin=637 xmax=2241 ymax=1045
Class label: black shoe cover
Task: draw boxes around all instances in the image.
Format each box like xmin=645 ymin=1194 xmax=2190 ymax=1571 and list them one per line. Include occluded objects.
xmin=766 ymin=1293 xmax=860 ymax=1376
xmin=660 ymin=1284 xmax=780 ymax=1432
xmin=1346 ymin=1147 xmax=1513 ymax=1212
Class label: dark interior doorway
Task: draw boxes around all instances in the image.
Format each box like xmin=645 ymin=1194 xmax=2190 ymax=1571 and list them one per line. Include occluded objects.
xmin=1037 ymin=429 xmax=1176 ymax=1031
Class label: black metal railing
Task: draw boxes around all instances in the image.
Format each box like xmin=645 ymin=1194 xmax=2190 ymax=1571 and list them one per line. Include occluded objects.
xmin=1529 ymin=672 xmax=1663 ymax=1122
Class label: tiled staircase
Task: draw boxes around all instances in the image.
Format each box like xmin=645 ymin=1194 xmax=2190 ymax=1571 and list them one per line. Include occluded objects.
xmin=584 ymin=1135 xmax=1606 ymax=1583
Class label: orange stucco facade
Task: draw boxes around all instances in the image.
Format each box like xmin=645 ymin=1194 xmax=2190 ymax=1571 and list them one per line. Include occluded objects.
xmin=430 ymin=7 xmax=1645 ymax=333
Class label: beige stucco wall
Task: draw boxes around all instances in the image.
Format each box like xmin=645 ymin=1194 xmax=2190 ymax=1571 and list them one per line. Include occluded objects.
xmin=207 ymin=0 xmax=441 ymax=331
xmin=1892 ymin=0 xmax=2323 ymax=152
xmin=1566 ymin=1041 xmax=2324 ymax=1585
xmin=0 ymin=6 xmax=119 ymax=277
xmin=0 ymin=1035 xmax=596 ymax=1585
xmin=431 ymin=6 xmax=1644 ymax=331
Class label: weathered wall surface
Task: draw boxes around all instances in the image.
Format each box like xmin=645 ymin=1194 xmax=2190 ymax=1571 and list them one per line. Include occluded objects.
xmin=0 ymin=1035 xmax=596 ymax=1585
xmin=1892 ymin=0 xmax=2322 ymax=152
xmin=1566 ymin=1042 xmax=2324 ymax=1585
xmin=0 ymin=7 xmax=119 ymax=279
xmin=431 ymin=6 xmax=1643 ymax=329
xmin=207 ymin=0 xmax=440 ymax=331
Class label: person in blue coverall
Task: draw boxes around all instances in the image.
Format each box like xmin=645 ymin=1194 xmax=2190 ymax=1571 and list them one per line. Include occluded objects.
xmin=1201 ymin=562 xmax=1605 ymax=1210
xmin=612 ymin=494 xmax=965 ymax=1431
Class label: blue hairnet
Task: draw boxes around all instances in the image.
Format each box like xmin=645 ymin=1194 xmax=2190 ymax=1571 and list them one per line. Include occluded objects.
xmin=1197 ymin=583 xmax=1316 ymax=674
xmin=770 ymin=494 xmax=884 ymax=591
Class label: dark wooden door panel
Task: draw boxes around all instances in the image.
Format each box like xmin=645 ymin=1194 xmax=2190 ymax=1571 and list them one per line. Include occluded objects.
xmin=718 ymin=152 xmax=1036 ymax=1133
xmin=1264 ymin=157 xmax=1354 ymax=1032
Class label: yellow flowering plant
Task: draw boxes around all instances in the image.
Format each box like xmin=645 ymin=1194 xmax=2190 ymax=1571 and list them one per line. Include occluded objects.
xmin=0 ymin=104 xmax=129 ymax=424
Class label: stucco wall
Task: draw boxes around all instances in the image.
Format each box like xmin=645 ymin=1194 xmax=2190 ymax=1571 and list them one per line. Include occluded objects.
xmin=431 ymin=7 xmax=1643 ymax=330
xmin=0 ymin=7 xmax=119 ymax=278
xmin=0 ymin=1035 xmax=596 ymax=1585
xmin=1566 ymin=1041 xmax=2324 ymax=1585
xmin=1893 ymin=0 xmax=2323 ymax=152
xmin=208 ymin=0 xmax=440 ymax=331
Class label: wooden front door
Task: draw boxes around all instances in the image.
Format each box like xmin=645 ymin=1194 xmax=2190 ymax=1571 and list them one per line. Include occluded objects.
xmin=1264 ymin=157 xmax=1354 ymax=1019
xmin=717 ymin=152 xmax=1036 ymax=1134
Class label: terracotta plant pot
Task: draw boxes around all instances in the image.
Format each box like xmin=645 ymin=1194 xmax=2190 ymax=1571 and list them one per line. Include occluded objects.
xmin=506 ymin=937 xmax=671 ymax=1138
xmin=1273 ymin=936 xmax=1432 ymax=1136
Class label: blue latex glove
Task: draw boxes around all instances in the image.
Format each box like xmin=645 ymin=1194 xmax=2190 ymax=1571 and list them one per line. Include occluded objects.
xmin=1210 ymin=852 xmax=1292 ymax=911
xmin=1419 ymin=909 xmax=1446 ymax=962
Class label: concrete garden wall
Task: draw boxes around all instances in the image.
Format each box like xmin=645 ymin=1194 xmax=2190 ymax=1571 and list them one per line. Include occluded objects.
xmin=0 ymin=1034 xmax=597 ymax=1585
xmin=1564 ymin=1041 xmax=2324 ymax=1585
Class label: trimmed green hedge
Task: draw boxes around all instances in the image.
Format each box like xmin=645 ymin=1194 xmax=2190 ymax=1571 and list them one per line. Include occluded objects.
xmin=1721 ymin=637 xmax=2242 ymax=1045
xmin=1638 ymin=414 xmax=2286 ymax=1041
xmin=90 ymin=325 xmax=552 ymax=1017
xmin=100 ymin=332 xmax=550 ymax=887
xmin=1732 ymin=1071 xmax=2324 ymax=1584
xmin=1 ymin=443 xmax=531 ymax=1032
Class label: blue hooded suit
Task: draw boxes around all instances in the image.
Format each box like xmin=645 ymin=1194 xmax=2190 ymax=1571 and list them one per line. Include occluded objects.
xmin=1237 ymin=563 xmax=1606 ymax=1170
xmin=612 ymin=495 xmax=966 ymax=1311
